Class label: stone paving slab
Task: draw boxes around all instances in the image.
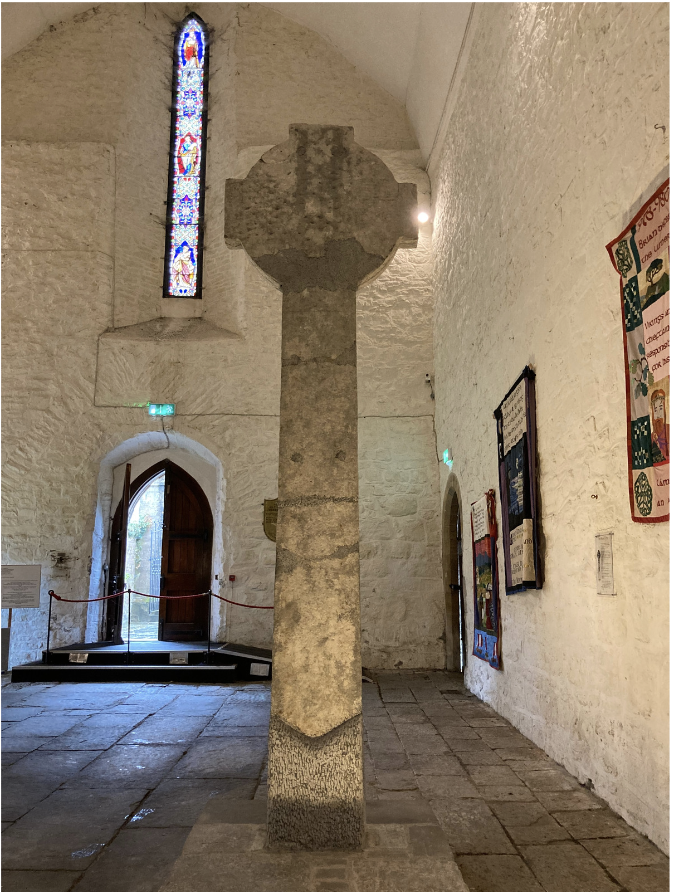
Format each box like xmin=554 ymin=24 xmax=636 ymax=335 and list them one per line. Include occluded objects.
xmin=1 ymin=786 xmax=149 ymax=870
xmin=2 ymin=779 xmax=63 ymax=822
xmin=580 ymin=834 xmax=668 ymax=869
xmin=172 ymin=736 xmax=267 ymax=778
xmin=73 ymin=827 xmax=192 ymax=892
xmin=552 ymin=807 xmax=635 ymax=840
xmin=135 ymin=778 xmax=259 ymax=828
xmin=1 ymin=870 xmax=84 ymax=892
xmin=119 ymin=714 xmax=211 ymax=745
xmin=69 ymin=744 xmax=186 ymax=789
xmin=158 ymin=822 xmax=469 ymax=892
xmin=521 ymin=840 xmax=622 ymax=891
xmin=456 ymin=854 xmax=545 ymax=891
xmin=609 ymin=863 xmax=671 ymax=891
xmin=408 ymin=753 xmax=465 ymax=775
xmin=3 ymin=749 xmax=103 ymax=785
xmin=1 ymin=672 xmax=668 ymax=892
xmin=428 ymin=798 xmax=517 ymax=855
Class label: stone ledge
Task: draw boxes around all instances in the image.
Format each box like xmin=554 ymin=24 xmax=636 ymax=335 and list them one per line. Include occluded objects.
xmin=99 ymin=317 xmax=240 ymax=342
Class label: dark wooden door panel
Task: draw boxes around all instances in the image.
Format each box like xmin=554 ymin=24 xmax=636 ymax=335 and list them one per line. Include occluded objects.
xmin=107 ymin=460 xmax=213 ymax=644
xmin=159 ymin=463 xmax=213 ymax=642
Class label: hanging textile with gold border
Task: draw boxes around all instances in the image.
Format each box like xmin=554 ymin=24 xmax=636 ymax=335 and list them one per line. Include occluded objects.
xmin=606 ymin=180 xmax=669 ymax=522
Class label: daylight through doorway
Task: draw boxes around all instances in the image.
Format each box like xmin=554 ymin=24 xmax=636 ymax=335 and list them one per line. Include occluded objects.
xmin=120 ymin=472 xmax=165 ymax=641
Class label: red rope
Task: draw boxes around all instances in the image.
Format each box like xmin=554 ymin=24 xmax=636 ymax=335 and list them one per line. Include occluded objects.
xmin=48 ymin=589 xmax=274 ymax=609
xmin=211 ymin=593 xmax=274 ymax=609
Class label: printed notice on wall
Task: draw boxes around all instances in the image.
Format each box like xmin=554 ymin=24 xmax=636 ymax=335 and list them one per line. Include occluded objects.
xmin=595 ymin=534 xmax=615 ymax=596
xmin=2 ymin=565 xmax=41 ymax=609
xmin=471 ymin=498 xmax=487 ymax=542
xmin=494 ymin=368 xmax=543 ymax=594
xmin=607 ymin=180 xmax=669 ymax=523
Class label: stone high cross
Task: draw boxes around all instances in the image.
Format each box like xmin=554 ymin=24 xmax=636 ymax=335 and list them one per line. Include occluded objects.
xmin=224 ymin=124 xmax=417 ymax=849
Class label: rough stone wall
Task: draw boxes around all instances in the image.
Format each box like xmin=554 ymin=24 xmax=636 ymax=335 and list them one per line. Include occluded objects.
xmin=1 ymin=4 xmax=443 ymax=670
xmin=1 ymin=142 xmax=115 ymax=665
xmin=232 ymin=4 xmax=417 ymax=153
xmin=358 ymin=151 xmax=444 ymax=670
xmin=431 ymin=4 xmax=669 ymax=850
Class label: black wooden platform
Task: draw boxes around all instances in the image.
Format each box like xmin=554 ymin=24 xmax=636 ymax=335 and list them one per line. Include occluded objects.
xmin=10 ymin=641 xmax=272 ymax=684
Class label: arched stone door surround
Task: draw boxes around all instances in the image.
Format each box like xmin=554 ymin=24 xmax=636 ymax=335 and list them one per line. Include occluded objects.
xmin=85 ymin=431 xmax=224 ymax=643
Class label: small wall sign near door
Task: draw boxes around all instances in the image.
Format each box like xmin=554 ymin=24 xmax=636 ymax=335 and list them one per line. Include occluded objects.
xmin=595 ymin=533 xmax=616 ymax=596
xmin=263 ymin=499 xmax=278 ymax=542
xmin=1 ymin=565 xmax=41 ymax=609
xmin=2 ymin=565 xmax=41 ymax=672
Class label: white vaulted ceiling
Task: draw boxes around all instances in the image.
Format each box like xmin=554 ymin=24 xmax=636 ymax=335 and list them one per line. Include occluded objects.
xmin=1 ymin=1 xmax=473 ymax=162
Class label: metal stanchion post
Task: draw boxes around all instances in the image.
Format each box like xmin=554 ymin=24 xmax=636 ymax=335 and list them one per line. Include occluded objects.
xmin=46 ymin=591 xmax=54 ymax=664
xmin=126 ymin=589 xmax=131 ymax=666
xmin=207 ymin=592 xmax=212 ymax=665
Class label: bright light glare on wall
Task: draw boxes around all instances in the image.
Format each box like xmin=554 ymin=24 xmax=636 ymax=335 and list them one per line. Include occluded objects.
xmin=417 ymin=211 xmax=430 ymax=223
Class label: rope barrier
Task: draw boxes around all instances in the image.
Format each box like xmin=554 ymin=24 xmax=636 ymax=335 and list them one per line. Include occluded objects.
xmin=212 ymin=593 xmax=274 ymax=609
xmin=48 ymin=589 xmax=274 ymax=609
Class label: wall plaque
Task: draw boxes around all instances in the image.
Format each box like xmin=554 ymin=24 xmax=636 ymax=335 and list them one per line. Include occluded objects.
xmin=1 ymin=565 xmax=41 ymax=609
xmin=595 ymin=533 xmax=616 ymax=596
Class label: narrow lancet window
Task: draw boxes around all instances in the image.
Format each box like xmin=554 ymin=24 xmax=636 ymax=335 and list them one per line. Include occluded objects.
xmin=164 ymin=14 xmax=209 ymax=298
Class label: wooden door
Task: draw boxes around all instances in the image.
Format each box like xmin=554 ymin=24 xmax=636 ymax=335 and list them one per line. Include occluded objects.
xmin=105 ymin=465 xmax=131 ymax=643
xmin=159 ymin=463 xmax=213 ymax=642
xmin=106 ymin=460 xmax=213 ymax=643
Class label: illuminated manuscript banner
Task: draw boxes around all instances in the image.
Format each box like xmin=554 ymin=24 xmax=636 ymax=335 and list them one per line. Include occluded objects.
xmin=494 ymin=367 xmax=543 ymax=594
xmin=471 ymin=490 xmax=500 ymax=670
xmin=607 ymin=180 xmax=669 ymax=522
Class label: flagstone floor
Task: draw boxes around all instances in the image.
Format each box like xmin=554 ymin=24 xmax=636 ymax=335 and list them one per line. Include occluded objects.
xmin=1 ymin=671 xmax=668 ymax=892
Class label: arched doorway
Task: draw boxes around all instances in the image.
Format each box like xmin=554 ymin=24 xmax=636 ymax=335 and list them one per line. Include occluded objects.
xmin=106 ymin=460 xmax=213 ymax=643
xmin=443 ymin=484 xmax=466 ymax=673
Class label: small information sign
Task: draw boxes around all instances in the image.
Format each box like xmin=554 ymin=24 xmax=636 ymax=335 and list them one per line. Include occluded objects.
xmin=148 ymin=404 xmax=175 ymax=417
xmin=2 ymin=565 xmax=41 ymax=609
xmin=595 ymin=533 xmax=616 ymax=596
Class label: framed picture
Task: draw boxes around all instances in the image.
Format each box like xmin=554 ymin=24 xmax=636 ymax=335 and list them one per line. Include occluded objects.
xmin=494 ymin=367 xmax=543 ymax=594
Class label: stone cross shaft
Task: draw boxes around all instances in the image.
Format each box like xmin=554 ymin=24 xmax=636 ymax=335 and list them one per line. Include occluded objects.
xmin=224 ymin=124 xmax=417 ymax=849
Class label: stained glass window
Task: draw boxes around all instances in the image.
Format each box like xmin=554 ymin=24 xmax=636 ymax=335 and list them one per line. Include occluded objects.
xmin=164 ymin=14 xmax=208 ymax=298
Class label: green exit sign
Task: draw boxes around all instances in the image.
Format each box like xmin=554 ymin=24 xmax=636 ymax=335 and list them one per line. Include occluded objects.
xmin=442 ymin=448 xmax=453 ymax=470
xmin=148 ymin=403 xmax=175 ymax=417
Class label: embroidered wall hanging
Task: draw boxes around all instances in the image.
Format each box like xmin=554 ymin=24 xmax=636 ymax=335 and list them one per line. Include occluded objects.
xmin=471 ymin=490 xmax=500 ymax=670
xmin=494 ymin=367 xmax=543 ymax=593
xmin=606 ymin=180 xmax=669 ymax=522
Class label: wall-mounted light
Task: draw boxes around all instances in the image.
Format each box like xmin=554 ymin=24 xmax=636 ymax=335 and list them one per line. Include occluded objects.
xmin=418 ymin=211 xmax=430 ymax=223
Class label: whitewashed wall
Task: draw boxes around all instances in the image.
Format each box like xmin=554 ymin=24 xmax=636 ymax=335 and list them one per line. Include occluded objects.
xmin=431 ymin=3 xmax=669 ymax=851
xmin=2 ymin=4 xmax=443 ymax=668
